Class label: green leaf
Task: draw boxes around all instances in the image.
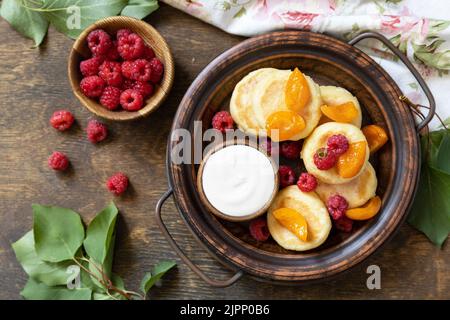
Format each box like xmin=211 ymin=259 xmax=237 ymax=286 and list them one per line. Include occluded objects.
xmin=39 ymin=0 xmax=128 ymax=39
xmin=12 ymin=231 xmax=73 ymax=286
xmin=92 ymin=274 xmax=127 ymax=300
xmin=33 ymin=204 xmax=85 ymax=262
xmin=436 ymin=132 xmax=450 ymax=174
xmin=408 ymin=165 xmax=450 ymax=247
xmin=0 ymin=0 xmax=49 ymax=46
xmin=140 ymin=260 xmax=176 ymax=295
xmin=21 ymin=278 xmax=92 ymax=300
xmin=121 ymin=0 xmax=159 ymax=20
xmin=233 ymin=6 xmax=246 ymax=19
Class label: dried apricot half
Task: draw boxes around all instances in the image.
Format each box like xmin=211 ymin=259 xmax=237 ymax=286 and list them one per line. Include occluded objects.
xmin=362 ymin=125 xmax=388 ymax=154
xmin=273 ymin=207 xmax=308 ymax=241
xmin=337 ymin=141 xmax=367 ymax=179
xmin=345 ymin=196 xmax=381 ymax=220
xmin=285 ymin=67 xmax=311 ymax=113
xmin=265 ymin=110 xmax=305 ymax=142
xmin=320 ymin=102 xmax=358 ymax=123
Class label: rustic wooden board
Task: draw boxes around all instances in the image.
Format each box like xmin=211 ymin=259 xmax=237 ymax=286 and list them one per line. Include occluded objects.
xmin=0 ymin=4 xmax=448 ymax=299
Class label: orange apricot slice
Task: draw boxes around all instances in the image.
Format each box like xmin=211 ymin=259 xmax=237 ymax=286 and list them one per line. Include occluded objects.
xmin=317 ymin=112 xmax=334 ymax=125
xmin=320 ymin=102 xmax=358 ymax=123
xmin=265 ymin=110 xmax=306 ymax=142
xmin=285 ymin=68 xmax=311 ymax=113
xmin=345 ymin=196 xmax=381 ymax=220
xmin=337 ymin=141 xmax=367 ymax=179
xmin=362 ymin=125 xmax=388 ymax=154
xmin=273 ymin=208 xmax=308 ymax=241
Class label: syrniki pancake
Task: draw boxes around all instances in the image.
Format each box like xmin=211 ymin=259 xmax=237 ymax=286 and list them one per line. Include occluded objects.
xmin=301 ymin=122 xmax=370 ymax=184
xmin=320 ymin=86 xmax=362 ymax=128
xmin=267 ymin=186 xmax=331 ymax=251
xmin=315 ymin=163 xmax=378 ymax=208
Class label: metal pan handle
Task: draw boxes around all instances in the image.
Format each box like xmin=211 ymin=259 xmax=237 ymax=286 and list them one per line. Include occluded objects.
xmin=348 ymin=31 xmax=436 ymax=131
xmin=155 ymin=189 xmax=244 ymax=287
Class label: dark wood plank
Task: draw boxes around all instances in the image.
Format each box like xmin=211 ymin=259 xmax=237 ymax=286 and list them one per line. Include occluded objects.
xmin=0 ymin=3 xmax=448 ymax=299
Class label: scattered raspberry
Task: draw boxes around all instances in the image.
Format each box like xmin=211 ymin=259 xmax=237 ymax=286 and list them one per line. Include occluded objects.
xmin=105 ymin=41 xmax=120 ymax=61
xmin=327 ymin=134 xmax=349 ymax=156
xmin=48 ymin=151 xmax=69 ymax=171
xmin=149 ymin=57 xmax=164 ymax=83
xmin=116 ymin=28 xmax=132 ymax=40
xmin=122 ymin=79 xmax=134 ymax=90
xmin=278 ymin=165 xmax=296 ymax=188
xmin=98 ymin=61 xmax=122 ymax=87
xmin=297 ymin=173 xmax=318 ymax=192
xmin=49 ymin=110 xmax=75 ymax=131
xmin=120 ymin=89 xmax=144 ymax=111
xmin=106 ymin=172 xmax=129 ymax=196
xmin=327 ymin=195 xmax=349 ymax=220
xmin=260 ymin=138 xmax=279 ymax=158
xmin=133 ymin=81 xmax=154 ymax=98
xmin=211 ymin=111 xmax=234 ymax=133
xmin=87 ymin=29 xmax=112 ymax=56
xmin=129 ymin=59 xmax=152 ymax=82
xmin=86 ymin=119 xmax=108 ymax=143
xmin=313 ymin=147 xmax=338 ymax=170
xmin=249 ymin=218 xmax=270 ymax=241
xmin=143 ymin=46 xmax=155 ymax=60
xmin=117 ymin=33 xmax=145 ymax=60
xmin=334 ymin=216 xmax=353 ymax=233
xmin=280 ymin=141 xmax=302 ymax=160
xmin=80 ymin=57 xmax=102 ymax=77
xmin=80 ymin=76 xmax=105 ymax=98
xmin=100 ymin=86 xmax=121 ymax=110
xmin=121 ymin=60 xmax=134 ymax=79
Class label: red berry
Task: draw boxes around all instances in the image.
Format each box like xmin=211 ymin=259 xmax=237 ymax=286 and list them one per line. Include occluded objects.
xmin=116 ymin=29 xmax=132 ymax=40
xmin=100 ymin=86 xmax=121 ymax=110
xmin=128 ymin=59 xmax=152 ymax=82
xmin=260 ymin=138 xmax=279 ymax=157
xmin=249 ymin=218 xmax=270 ymax=241
xmin=327 ymin=134 xmax=349 ymax=156
xmin=120 ymin=89 xmax=144 ymax=111
xmin=143 ymin=46 xmax=155 ymax=60
xmin=50 ymin=110 xmax=75 ymax=131
xmin=280 ymin=141 xmax=302 ymax=160
xmin=48 ymin=151 xmax=69 ymax=171
xmin=326 ymin=194 xmax=349 ymax=220
xmin=133 ymin=81 xmax=154 ymax=98
xmin=121 ymin=61 xmax=134 ymax=79
xmin=104 ymin=41 xmax=120 ymax=61
xmin=106 ymin=172 xmax=129 ymax=196
xmin=334 ymin=216 xmax=353 ymax=233
xmin=117 ymin=33 xmax=145 ymax=60
xmin=80 ymin=76 xmax=105 ymax=98
xmin=211 ymin=111 xmax=234 ymax=133
xmin=98 ymin=61 xmax=122 ymax=87
xmin=297 ymin=173 xmax=318 ymax=192
xmin=149 ymin=57 xmax=164 ymax=83
xmin=80 ymin=57 xmax=102 ymax=77
xmin=313 ymin=147 xmax=338 ymax=170
xmin=86 ymin=119 xmax=108 ymax=143
xmin=278 ymin=165 xmax=296 ymax=188
xmin=87 ymin=29 xmax=112 ymax=56
xmin=122 ymin=79 xmax=134 ymax=90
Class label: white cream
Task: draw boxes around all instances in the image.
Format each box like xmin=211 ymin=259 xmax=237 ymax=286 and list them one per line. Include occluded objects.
xmin=201 ymin=145 xmax=276 ymax=217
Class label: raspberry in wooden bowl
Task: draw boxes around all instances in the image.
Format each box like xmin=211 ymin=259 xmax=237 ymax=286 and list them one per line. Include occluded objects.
xmin=68 ymin=16 xmax=174 ymax=121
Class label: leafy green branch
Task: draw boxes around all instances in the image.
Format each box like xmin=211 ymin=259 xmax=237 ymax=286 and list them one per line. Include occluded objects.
xmin=12 ymin=202 xmax=176 ymax=300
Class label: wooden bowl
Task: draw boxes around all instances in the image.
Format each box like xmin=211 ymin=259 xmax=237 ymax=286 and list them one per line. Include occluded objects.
xmin=156 ymin=31 xmax=434 ymax=286
xmin=68 ymin=16 xmax=174 ymax=121
xmin=196 ymin=139 xmax=279 ymax=222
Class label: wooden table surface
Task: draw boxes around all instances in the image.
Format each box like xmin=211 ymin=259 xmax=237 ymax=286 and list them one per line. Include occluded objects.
xmin=0 ymin=4 xmax=448 ymax=300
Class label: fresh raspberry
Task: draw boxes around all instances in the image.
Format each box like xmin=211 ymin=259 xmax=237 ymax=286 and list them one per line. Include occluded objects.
xmin=104 ymin=41 xmax=120 ymax=61
xmin=120 ymin=89 xmax=144 ymax=111
xmin=260 ymin=138 xmax=279 ymax=158
xmin=313 ymin=147 xmax=338 ymax=170
xmin=334 ymin=216 xmax=353 ymax=233
xmin=50 ymin=110 xmax=75 ymax=131
xmin=99 ymin=61 xmax=122 ymax=87
xmin=297 ymin=173 xmax=318 ymax=192
xmin=80 ymin=76 xmax=105 ymax=98
xmin=121 ymin=61 xmax=134 ymax=79
xmin=48 ymin=151 xmax=69 ymax=171
xmin=87 ymin=29 xmax=112 ymax=56
xmin=133 ymin=81 xmax=154 ymax=98
xmin=100 ymin=86 xmax=121 ymax=110
xmin=249 ymin=218 xmax=270 ymax=241
xmin=149 ymin=57 xmax=164 ymax=83
xmin=122 ymin=79 xmax=134 ymax=90
xmin=127 ymin=59 xmax=152 ymax=82
xmin=327 ymin=134 xmax=349 ymax=156
xmin=106 ymin=172 xmax=129 ymax=196
xmin=278 ymin=165 xmax=296 ymax=188
xmin=280 ymin=141 xmax=302 ymax=160
xmin=117 ymin=33 xmax=145 ymax=60
xmin=211 ymin=111 xmax=234 ymax=133
xmin=116 ymin=28 xmax=132 ymax=40
xmin=327 ymin=195 xmax=349 ymax=220
xmin=143 ymin=46 xmax=155 ymax=60
xmin=86 ymin=119 xmax=108 ymax=143
xmin=80 ymin=57 xmax=102 ymax=77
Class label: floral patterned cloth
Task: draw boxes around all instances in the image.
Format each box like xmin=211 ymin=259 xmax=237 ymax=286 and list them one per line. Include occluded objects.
xmin=162 ymin=0 xmax=450 ymax=128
